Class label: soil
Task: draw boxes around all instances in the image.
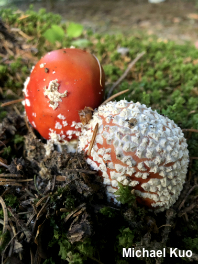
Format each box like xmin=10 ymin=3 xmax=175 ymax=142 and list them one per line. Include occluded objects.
xmin=8 ymin=0 xmax=198 ymax=45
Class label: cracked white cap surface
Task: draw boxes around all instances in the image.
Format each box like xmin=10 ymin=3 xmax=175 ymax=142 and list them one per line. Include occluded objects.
xmin=78 ymin=100 xmax=189 ymax=212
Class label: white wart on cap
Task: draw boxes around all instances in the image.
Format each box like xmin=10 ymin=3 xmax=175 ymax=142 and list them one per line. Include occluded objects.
xmin=78 ymin=100 xmax=189 ymax=212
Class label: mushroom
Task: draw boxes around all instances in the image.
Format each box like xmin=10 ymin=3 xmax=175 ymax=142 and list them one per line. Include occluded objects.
xmin=23 ymin=48 xmax=105 ymax=153
xmin=78 ymin=100 xmax=189 ymax=212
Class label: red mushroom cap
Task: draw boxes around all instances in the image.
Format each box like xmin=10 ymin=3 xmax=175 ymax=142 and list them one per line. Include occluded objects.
xmin=78 ymin=100 xmax=189 ymax=212
xmin=23 ymin=48 xmax=105 ymax=145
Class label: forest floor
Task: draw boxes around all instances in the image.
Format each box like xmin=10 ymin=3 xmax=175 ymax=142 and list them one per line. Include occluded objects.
xmin=10 ymin=0 xmax=198 ymax=45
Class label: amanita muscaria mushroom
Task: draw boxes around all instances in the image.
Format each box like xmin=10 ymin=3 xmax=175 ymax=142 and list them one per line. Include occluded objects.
xmin=78 ymin=100 xmax=189 ymax=212
xmin=23 ymin=48 xmax=105 ymax=153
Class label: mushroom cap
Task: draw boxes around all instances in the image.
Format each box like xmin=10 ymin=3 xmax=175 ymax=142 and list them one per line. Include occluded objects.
xmin=78 ymin=100 xmax=189 ymax=212
xmin=24 ymin=48 xmax=105 ymax=142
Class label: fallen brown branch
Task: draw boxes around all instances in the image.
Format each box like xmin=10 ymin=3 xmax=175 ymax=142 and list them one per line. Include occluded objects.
xmin=0 ymin=182 xmax=22 ymax=186
xmin=182 ymin=128 xmax=198 ymax=133
xmin=0 ymin=174 xmax=23 ymax=177
xmin=0 ymin=197 xmax=8 ymax=234
xmin=107 ymin=51 xmax=146 ymax=97
xmin=87 ymin=123 xmax=99 ymax=156
xmin=1 ymin=98 xmax=24 ymax=107
xmin=178 ymin=184 xmax=198 ymax=211
xmin=0 ymin=178 xmax=33 ymax=182
xmin=101 ymin=89 xmax=129 ymax=106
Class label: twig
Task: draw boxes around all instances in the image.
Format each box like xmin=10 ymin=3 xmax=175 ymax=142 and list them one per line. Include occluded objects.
xmin=51 ymin=175 xmax=56 ymax=192
xmin=64 ymin=169 xmax=97 ymax=174
xmin=158 ymin=224 xmax=172 ymax=229
xmin=182 ymin=128 xmax=198 ymax=133
xmin=1 ymin=98 xmax=24 ymax=107
xmin=161 ymin=209 xmax=176 ymax=245
xmin=24 ymin=114 xmax=36 ymax=138
xmin=0 ymin=182 xmax=22 ymax=186
xmin=26 ymin=213 xmax=36 ymax=227
xmin=1 ymin=231 xmax=23 ymax=263
xmin=101 ymin=89 xmax=129 ymax=106
xmin=87 ymin=123 xmax=99 ymax=156
xmin=107 ymin=51 xmax=146 ymax=97
xmin=36 ymin=195 xmax=49 ymax=207
xmin=34 ymin=175 xmax=44 ymax=197
xmin=13 ymin=105 xmax=21 ymax=115
xmin=25 ymin=188 xmax=36 ymax=198
xmin=0 ymin=197 xmax=9 ymax=234
xmin=56 ymin=168 xmax=97 ymax=181
xmin=0 ymin=178 xmax=33 ymax=182
xmin=0 ymin=174 xmax=23 ymax=177
xmin=178 ymin=184 xmax=198 ymax=211
xmin=178 ymin=201 xmax=198 ymax=217
xmin=190 ymin=157 xmax=198 ymax=160
xmin=0 ymin=161 xmax=9 ymax=169
xmin=7 ymin=207 xmax=32 ymax=242
xmin=8 ymin=219 xmax=16 ymax=257
xmin=36 ymin=197 xmax=50 ymax=220
xmin=30 ymin=248 xmax=34 ymax=264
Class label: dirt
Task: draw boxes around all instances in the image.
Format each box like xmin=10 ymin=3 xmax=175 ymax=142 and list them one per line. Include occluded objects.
xmin=9 ymin=0 xmax=198 ymax=45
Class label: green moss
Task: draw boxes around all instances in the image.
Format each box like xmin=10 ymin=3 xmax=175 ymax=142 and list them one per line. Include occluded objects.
xmin=12 ymin=134 xmax=24 ymax=144
xmin=2 ymin=146 xmax=11 ymax=158
xmin=116 ymin=227 xmax=135 ymax=250
xmin=0 ymin=230 xmax=10 ymax=254
xmin=100 ymin=206 xmax=117 ymax=218
xmin=4 ymin=194 xmax=18 ymax=207
xmin=183 ymin=237 xmax=198 ymax=254
xmin=114 ymin=182 xmax=136 ymax=206
xmin=0 ymin=110 xmax=7 ymax=121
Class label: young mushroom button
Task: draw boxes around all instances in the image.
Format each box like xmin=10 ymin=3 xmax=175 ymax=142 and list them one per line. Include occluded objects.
xmin=78 ymin=100 xmax=189 ymax=212
xmin=23 ymin=48 xmax=105 ymax=154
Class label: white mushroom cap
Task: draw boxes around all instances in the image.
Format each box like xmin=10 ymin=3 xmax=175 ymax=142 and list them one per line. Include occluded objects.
xmin=78 ymin=100 xmax=189 ymax=212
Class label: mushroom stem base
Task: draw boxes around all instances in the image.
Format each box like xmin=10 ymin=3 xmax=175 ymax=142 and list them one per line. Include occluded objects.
xmin=56 ymin=139 xmax=78 ymax=153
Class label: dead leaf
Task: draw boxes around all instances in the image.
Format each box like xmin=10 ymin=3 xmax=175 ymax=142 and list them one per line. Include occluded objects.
xmin=14 ymin=240 xmax=23 ymax=253
xmin=67 ymin=211 xmax=93 ymax=244
xmin=183 ymin=57 xmax=192 ymax=63
xmin=191 ymin=87 xmax=198 ymax=96
xmin=78 ymin=106 xmax=94 ymax=125
xmin=187 ymin=13 xmax=198 ymax=20
xmin=35 ymin=219 xmax=52 ymax=259
xmin=18 ymin=14 xmax=30 ymax=21
xmin=193 ymin=59 xmax=198 ymax=65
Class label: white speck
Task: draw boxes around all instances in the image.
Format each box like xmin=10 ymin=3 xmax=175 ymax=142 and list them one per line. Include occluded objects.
xmin=55 ymin=122 xmax=62 ymax=129
xmin=52 ymin=71 xmax=55 ymax=74
xmin=22 ymin=77 xmax=30 ymax=97
xmin=32 ymin=113 xmax=36 ymax=117
xmin=62 ymin=121 xmax=68 ymax=127
xmin=25 ymin=98 xmax=30 ymax=106
xmin=32 ymin=121 xmax=36 ymax=127
xmin=40 ymin=63 xmax=46 ymax=68
xmin=43 ymin=79 xmax=46 ymax=81
xmin=57 ymin=114 xmax=66 ymax=120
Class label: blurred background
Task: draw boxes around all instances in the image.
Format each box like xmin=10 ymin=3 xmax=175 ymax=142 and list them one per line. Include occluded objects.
xmin=1 ymin=0 xmax=198 ymax=45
